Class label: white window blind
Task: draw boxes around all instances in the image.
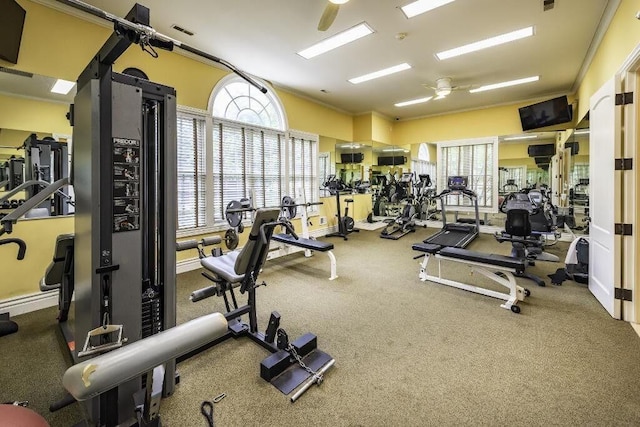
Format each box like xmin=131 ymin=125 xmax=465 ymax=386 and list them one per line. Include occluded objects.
xmin=499 ymin=166 xmax=527 ymax=192
xmin=212 ymin=120 xmax=286 ymax=222
xmin=438 ymin=138 xmax=497 ymax=210
xmin=177 ymin=113 xmax=206 ymax=230
xmin=411 ymin=159 xmax=437 ymax=186
xmin=289 ymin=133 xmax=319 ymax=212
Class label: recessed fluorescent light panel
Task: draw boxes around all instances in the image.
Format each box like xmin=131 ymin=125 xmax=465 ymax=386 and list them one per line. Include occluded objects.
xmin=349 ymin=63 xmax=411 ymax=84
xmin=436 ymin=26 xmax=534 ymax=60
xmin=503 ymin=135 xmax=538 ymax=141
xmin=395 ymin=96 xmax=433 ymax=107
xmin=297 ymin=22 xmax=374 ymax=59
xmin=401 ymin=0 xmax=455 ymax=19
xmin=51 ymin=79 xmax=75 ymax=95
xmin=469 ymin=76 xmax=539 ymax=93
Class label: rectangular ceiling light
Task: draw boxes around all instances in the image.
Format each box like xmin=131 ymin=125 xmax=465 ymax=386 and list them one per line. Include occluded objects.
xmin=469 ymin=76 xmax=539 ymax=93
xmin=400 ymin=0 xmax=455 ymax=19
xmin=503 ymin=135 xmax=538 ymax=141
xmin=436 ymin=26 xmax=534 ymax=60
xmin=297 ymin=22 xmax=374 ymax=59
xmin=349 ymin=63 xmax=411 ymax=84
xmin=395 ymin=96 xmax=433 ymax=107
xmin=51 ymin=79 xmax=76 ymax=95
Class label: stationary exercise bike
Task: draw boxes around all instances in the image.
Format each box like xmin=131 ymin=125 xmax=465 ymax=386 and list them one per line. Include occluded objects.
xmin=324 ymin=175 xmax=359 ymax=240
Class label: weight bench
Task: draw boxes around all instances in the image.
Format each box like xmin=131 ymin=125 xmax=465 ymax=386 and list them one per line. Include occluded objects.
xmin=412 ymin=243 xmax=530 ymax=313
xmin=271 ymin=233 xmax=338 ymax=280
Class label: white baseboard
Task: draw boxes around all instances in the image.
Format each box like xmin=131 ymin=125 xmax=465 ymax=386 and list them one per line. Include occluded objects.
xmin=0 ymin=291 xmax=59 ymax=317
xmin=177 ymin=257 xmax=202 ymax=274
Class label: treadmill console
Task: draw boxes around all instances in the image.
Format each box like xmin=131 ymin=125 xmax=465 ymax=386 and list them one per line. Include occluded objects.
xmin=447 ymin=176 xmax=468 ymax=191
xmin=399 ymin=172 xmax=413 ymax=183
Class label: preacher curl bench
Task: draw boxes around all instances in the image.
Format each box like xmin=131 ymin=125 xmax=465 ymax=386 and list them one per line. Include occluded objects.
xmin=412 ymin=243 xmax=531 ymax=313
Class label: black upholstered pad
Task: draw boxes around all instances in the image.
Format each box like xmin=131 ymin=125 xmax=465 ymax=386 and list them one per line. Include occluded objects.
xmin=439 ymin=247 xmax=525 ymax=271
xmin=411 ymin=243 xmax=442 ymax=254
xmin=201 ymin=251 xmax=243 ymax=283
xmin=272 ymin=234 xmax=334 ymax=251
xmin=40 ymin=234 xmax=75 ymax=291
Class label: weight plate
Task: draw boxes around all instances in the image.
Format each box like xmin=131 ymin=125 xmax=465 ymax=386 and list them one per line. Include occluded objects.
xmin=237 ymin=222 xmax=245 ymax=234
xmin=225 ymin=200 xmax=243 ymax=228
xmin=225 ymin=228 xmax=239 ymax=250
xmin=280 ymin=196 xmax=297 ymax=219
xmin=344 ymin=216 xmax=355 ymax=232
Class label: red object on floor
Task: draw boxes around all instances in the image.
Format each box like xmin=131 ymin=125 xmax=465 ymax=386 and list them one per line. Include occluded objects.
xmin=0 ymin=404 xmax=49 ymax=427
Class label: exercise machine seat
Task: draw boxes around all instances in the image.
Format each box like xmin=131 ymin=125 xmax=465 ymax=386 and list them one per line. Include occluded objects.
xmin=39 ymin=234 xmax=74 ymax=292
xmin=0 ymin=404 xmax=49 ymax=427
xmin=505 ymin=209 xmax=531 ymax=237
xmin=439 ymin=247 xmax=525 ymax=271
xmin=200 ymin=251 xmax=242 ymax=283
xmin=272 ymin=233 xmax=334 ymax=252
xmin=201 ymin=208 xmax=280 ymax=284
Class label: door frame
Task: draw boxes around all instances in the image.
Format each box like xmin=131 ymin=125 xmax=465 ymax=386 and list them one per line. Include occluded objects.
xmin=614 ymin=44 xmax=640 ymax=322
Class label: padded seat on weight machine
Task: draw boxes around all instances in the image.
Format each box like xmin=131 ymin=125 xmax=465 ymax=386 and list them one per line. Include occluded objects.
xmin=40 ymin=234 xmax=74 ymax=291
xmin=272 ymin=233 xmax=334 ymax=252
xmin=200 ymin=208 xmax=280 ymax=286
xmin=412 ymin=243 xmax=525 ymax=272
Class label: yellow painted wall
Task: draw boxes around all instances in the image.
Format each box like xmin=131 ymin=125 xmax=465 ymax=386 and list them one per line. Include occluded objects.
xmin=371 ymin=113 xmax=394 ymax=145
xmin=0 ymin=94 xmax=71 ymax=135
xmin=575 ymin=0 xmax=640 ymax=120
xmin=353 ymin=114 xmax=372 ymax=142
xmin=0 ymin=216 xmax=73 ymax=300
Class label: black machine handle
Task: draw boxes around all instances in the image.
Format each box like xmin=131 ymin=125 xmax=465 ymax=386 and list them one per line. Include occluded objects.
xmin=49 ymin=393 xmax=77 ymax=412
xmin=0 ymin=238 xmax=26 ymax=260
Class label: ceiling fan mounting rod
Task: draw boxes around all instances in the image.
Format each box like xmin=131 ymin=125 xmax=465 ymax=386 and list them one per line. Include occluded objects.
xmin=54 ymin=0 xmax=268 ymax=93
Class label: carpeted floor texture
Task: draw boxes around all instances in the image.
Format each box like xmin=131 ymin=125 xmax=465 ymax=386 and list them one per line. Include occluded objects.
xmin=2 ymin=227 xmax=640 ymax=426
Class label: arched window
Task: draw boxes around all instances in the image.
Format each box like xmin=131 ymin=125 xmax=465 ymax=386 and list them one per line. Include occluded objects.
xmin=418 ymin=143 xmax=430 ymax=162
xmin=412 ymin=143 xmax=436 ymax=187
xmin=211 ymin=75 xmax=286 ymax=130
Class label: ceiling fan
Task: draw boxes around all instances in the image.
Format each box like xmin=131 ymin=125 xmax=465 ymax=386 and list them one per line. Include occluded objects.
xmin=423 ymin=77 xmax=473 ymax=99
xmin=318 ymin=0 xmax=350 ymax=31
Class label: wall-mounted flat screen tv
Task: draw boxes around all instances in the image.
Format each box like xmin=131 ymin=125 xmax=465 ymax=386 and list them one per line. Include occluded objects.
xmin=518 ymin=95 xmax=573 ymax=131
xmin=0 ymin=0 xmax=26 ymax=64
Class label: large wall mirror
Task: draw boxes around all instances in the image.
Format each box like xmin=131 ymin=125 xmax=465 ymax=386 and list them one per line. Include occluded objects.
xmin=0 ymin=69 xmax=75 ymax=218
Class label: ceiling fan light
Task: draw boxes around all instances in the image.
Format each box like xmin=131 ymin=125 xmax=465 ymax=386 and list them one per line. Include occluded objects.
xmin=435 ymin=87 xmax=451 ymax=97
xmin=329 ymin=0 xmax=349 ymax=4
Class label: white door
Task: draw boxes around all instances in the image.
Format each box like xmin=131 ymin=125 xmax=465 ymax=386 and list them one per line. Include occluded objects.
xmin=589 ymin=76 xmax=622 ymax=318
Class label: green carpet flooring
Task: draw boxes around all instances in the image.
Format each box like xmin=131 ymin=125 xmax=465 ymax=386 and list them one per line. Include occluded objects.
xmin=2 ymin=228 xmax=640 ymax=426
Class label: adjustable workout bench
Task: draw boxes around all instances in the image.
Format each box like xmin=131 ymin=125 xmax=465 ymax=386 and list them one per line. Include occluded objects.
xmin=271 ymin=233 xmax=338 ymax=280
xmin=412 ymin=243 xmax=530 ymax=313
xmin=190 ymin=208 xmax=335 ymax=401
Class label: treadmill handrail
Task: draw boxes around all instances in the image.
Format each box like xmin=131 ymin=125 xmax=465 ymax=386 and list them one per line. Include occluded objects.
xmin=0 ymin=178 xmax=70 ymax=235
xmin=0 ymin=180 xmax=50 ymax=204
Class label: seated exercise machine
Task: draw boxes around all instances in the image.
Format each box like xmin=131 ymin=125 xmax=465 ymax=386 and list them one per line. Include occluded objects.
xmin=380 ymin=198 xmax=419 ymax=240
xmin=188 ymin=208 xmax=335 ymax=401
xmin=412 ymin=243 xmax=530 ymax=313
xmin=323 ymin=175 xmax=359 ymax=240
xmin=0 ymin=237 xmax=26 ymax=337
xmin=423 ymin=176 xmax=480 ymax=249
xmin=495 ymin=192 xmax=560 ymax=287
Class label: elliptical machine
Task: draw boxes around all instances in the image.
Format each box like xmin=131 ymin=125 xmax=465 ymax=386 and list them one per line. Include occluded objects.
xmin=323 ymin=175 xmax=359 ymax=240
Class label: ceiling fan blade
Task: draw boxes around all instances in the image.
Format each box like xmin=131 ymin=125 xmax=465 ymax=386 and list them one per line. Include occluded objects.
xmin=318 ymin=3 xmax=340 ymax=31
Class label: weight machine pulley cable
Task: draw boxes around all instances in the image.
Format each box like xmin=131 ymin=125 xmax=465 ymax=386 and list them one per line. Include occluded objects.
xmin=53 ymin=0 xmax=268 ymax=94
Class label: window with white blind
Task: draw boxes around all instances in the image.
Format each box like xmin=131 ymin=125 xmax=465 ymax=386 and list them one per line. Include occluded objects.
xmin=289 ymin=132 xmax=319 ymax=212
xmin=498 ymin=166 xmax=527 ymax=193
xmin=212 ymin=121 xmax=286 ymax=221
xmin=436 ymin=137 xmax=499 ymax=212
xmin=177 ymin=112 xmax=206 ymax=230
xmin=412 ymin=143 xmax=436 ymax=187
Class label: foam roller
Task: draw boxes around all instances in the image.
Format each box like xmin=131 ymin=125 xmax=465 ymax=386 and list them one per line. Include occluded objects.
xmin=63 ymin=313 xmax=228 ymax=401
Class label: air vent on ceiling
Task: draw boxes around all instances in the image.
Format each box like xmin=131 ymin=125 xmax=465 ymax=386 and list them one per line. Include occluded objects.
xmin=170 ymin=24 xmax=194 ymax=36
xmin=0 ymin=66 xmax=33 ymax=78
xmin=543 ymin=0 xmax=555 ymax=11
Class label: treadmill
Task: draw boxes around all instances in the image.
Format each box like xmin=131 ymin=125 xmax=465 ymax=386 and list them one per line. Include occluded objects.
xmin=423 ymin=176 xmax=480 ymax=248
